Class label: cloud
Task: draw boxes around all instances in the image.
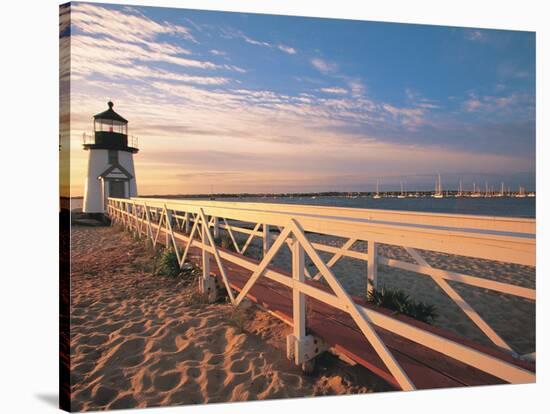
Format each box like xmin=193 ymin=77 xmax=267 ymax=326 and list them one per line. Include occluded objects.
xmin=320 ymin=87 xmax=348 ymax=95
xmin=462 ymin=92 xmax=531 ymax=113
xmin=71 ymin=3 xmax=197 ymax=44
xmin=465 ymin=29 xmax=485 ymax=42
xmin=222 ymin=28 xmax=297 ymax=55
xmin=224 ymin=64 xmax=247 ymax=73
xmin=209 ymin=49 xmax=227 ymax=56
xmin=69 ymin=36 xmax=230 ymax=85
xmin=71 ymin=32 xmax=218 ymax=71
xmin=311 ymin=58 xmax=337 ymax=74
xmin=347 ymin=79 xmax=365 ymax=97
xmin=382 ymin=104 xmax=426 ymax=129
xmin=417 ymin=103 xmax=439 ymax=109
xmin=65 ymin=3 xmax=535 ymax=196
xmin=242 ymin=35 xmax=271 ymax=47
xmin=404 ymin=87 xmax=439 ymax=109
xmin=277 ymin=44 xmax=297 ymax=54
xmin=69 ymin=4 xmax=237 ymax=79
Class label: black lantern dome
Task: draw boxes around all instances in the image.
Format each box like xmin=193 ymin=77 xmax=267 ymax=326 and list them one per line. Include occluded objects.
xmin=94 ymin=101 xmax=128 ymax=124
xmin=83 ymin=101 xmax=138 ymax=153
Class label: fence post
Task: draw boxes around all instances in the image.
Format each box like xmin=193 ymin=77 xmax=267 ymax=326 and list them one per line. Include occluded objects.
xmin=184 ymin=212 xmax=190 ymax=233
xmin=198 ymin=215 xmax=217 ymax=302
xmin=213 ymin=217 xmax=220 ymax=239
xmin=125 ymin=203 xmax=131 ymax=230
xmin=164 ymin=210 xmax=170 ymax=247
xmin=289 ymin=236 xmax=306 ymax=365
xmin=202 ymin=218 xmax=210 ymax=279
xmin=263 ymin=224 xmax=271 ymax=257
xmin=166 ymin=209 xmax=174 ymax=248
xmin=144 ymin=205 xmax=153 ymax=247
xmin=367 ymin=240 xmax=378 ymax=295
xmin=131 ymin=203 xmax=137 ymax=237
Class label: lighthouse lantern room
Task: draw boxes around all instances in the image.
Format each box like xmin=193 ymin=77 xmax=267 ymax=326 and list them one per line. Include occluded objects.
xmin=83 ymin=101 xmax=139 ymax=213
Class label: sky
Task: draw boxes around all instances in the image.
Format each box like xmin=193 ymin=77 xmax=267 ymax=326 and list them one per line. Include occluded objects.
xmin=60 ymin=2 xmax=536 ymax=196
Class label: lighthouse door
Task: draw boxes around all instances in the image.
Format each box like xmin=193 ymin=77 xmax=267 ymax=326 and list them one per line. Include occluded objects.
xmin=109 ymin=181 xmax=126 ymax=198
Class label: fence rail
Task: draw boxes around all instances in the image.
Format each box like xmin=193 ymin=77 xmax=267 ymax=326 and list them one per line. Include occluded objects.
xmin=107 ymin=196 xmax=535 ymax=390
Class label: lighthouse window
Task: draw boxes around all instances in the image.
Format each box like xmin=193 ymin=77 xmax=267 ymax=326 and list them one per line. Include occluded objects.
xmin=108 ymin=150 xmax=118 ymax=165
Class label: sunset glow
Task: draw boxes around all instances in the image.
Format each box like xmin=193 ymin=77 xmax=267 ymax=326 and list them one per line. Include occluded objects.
xmin=60 ymin=3 xmax=535 ymax=196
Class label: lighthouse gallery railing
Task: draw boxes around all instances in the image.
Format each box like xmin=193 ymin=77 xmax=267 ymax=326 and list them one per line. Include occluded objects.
xmin=82 ymin=132 xmax=139 ymax=149
xmin=107 ymin=196 xmax=535 ymax=391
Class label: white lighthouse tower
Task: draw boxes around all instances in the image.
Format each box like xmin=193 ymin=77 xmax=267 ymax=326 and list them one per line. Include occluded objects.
xmin=83 ymin=101 xmax=139 ymax=213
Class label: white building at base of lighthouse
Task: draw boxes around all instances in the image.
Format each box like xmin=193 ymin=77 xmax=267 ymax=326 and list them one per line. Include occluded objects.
xmin=82 ymin=101 xmax=139 ymax=214
xmin=83 ymin=149 xmax=138 ymax=213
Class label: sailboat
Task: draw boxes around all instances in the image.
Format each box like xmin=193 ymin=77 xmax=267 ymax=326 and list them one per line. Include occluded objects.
xmin=514 ymin=186 xmax=527 ymax=198
xmin=397 ymin=181 xmax=406 ymax=198
xmin=432 ymin=174 xmax=444 ymax=198
xmin=373 ymin=180 xmax=381 ymax=199
xmin=496 ymin=182 xmax=505 ymax=197
xmin=455 ymin=179 xmax=463 ymax=197
xmin=470 ymin=182 xmax=481 ymax=198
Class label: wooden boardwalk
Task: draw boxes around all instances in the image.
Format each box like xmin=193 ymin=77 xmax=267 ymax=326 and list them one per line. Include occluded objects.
xmin=162 ymin=237 xmax=535 ymax=390
xmin=108 ymin=197 xmax=535 ymax=390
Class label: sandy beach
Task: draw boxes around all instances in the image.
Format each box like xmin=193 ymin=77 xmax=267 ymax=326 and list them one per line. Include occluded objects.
xmin=70 ymin=225 xmax=390 ymax=411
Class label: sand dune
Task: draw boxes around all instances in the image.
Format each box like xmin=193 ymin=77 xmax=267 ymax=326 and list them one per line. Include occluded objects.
xmin=70 ymin=226 xmax=389 ymax=411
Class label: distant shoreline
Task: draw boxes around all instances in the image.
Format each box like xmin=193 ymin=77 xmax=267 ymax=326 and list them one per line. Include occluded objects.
xmin=64 ymin=193 xmax=535 ymax=219
xmin=65 ymin=190 xmax=536 ymax=200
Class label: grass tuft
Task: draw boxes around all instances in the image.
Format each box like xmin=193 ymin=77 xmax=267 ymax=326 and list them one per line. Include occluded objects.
xmin=182 ymin=288 xmax=210 ymax=307
xmin=367 ymin=286 xmax=438 ymax=324
xmin=214 ymin=234 xmax=237 ymax=252
xmin=225 ymin=307 xmax=248 ymax=333
xmin=156 ymin=248 xmax=180 ymax=278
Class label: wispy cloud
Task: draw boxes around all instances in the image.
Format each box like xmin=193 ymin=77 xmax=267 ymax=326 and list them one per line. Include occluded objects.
xmin=71 ymin=3 xmax=197 ymax=44
xmin=404 ymin=87 xmax=439 ymax=107
xmin=382 ymin=103 xmax=426 ymax=129
xmin=320 ymin=87 xmax=348 ymax=95
xmin=463 ymin=92 xmax=531 ymax=113
xmin=311 ymin=58 xmax=337 ymax=74
xmin=222 ymin=28 xmax=296 ymax=55
xmin=347 ymin=79 xmax=366 ymax=97
xmin=71 ymin=35 xmax=219 ymax=70
xmin=465 ymin=29 xmax=485 ymax=42
xmin=65 ymin=3 xmax=535 ymax=195
xmin=277 ymin=44 xmax=297 ymax=54
xmin=209 ymin=49 xmax=227 ymax=56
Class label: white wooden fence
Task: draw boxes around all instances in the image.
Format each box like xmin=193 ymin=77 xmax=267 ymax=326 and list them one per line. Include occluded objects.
xmin=107 ymin=197 xmax=535 ymax=391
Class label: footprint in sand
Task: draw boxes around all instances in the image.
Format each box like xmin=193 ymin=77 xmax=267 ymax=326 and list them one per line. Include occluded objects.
xmin=205 ymin=368 xmax=227 ymax=395
xmin=206 ymin=354 xmax=224 ymax=365
xmin=91 ymin=385 xmax=118 ymax=407
xmin=119 ymin=322 xmax=147 ymax=336
xmin=153 ymin=372 xmax=182 ymax=391
xmin=186 ymin=367 xmax=201 ymax=379
xmin=80 ymin=333 xmax=109 ymax=346
xmin=108 ymin=338 xmax=146 ymax=367
xmin=229 ymin=359 xmax=249 ymax=374
xmin=108 ymin=394 xmax=138 ymax=410
xmin=248 ymin=375 xmax=269 ymax=396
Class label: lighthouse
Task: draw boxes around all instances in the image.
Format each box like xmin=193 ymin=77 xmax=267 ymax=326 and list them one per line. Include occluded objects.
xmin=82 ymin=101 xmax=139 ymax=213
